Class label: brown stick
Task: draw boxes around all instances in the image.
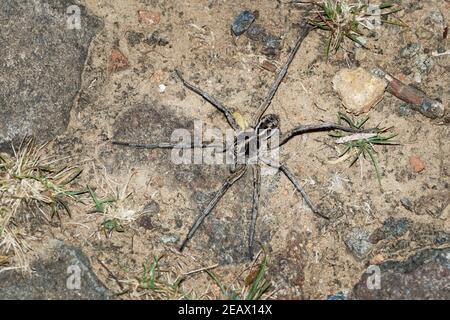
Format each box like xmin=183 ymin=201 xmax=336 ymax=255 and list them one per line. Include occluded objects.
xmin=373 ymin=68 xmax=445 ymax=119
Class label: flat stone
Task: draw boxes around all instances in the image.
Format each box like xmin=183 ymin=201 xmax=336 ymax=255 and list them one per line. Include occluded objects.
xmin=161 ymin=234 xmax=180 ymax=244
xmin=0 ymin=0 xmax=103 ymax=150
xmin=369 ymin=217 xmax=412 ymax=244
xmin=0 ymin=240 xmax=113 ymax=300
xmin=353 ymin=248 xmax=450 ymax=299
xmin=409 ymin=155 xmax=426 ymax=173
xmin=231 ymin=10 xmax=256 ymax=36
xmin=345 ymin=227 xmax=372 ymax=259
xmin=333 ymin=68 xmax=387 ymax=115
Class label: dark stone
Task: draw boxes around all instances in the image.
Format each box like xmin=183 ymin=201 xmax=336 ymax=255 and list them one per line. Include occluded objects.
xmin=345 ymin=228 xmax=372 ymax=259
xmin=0 ymin=240 xmax=113 ymax=299
xmin=143 ymin=200 xmax=160 ymax=215
xmin=245 ymin=24 xmax=267 ymax=42
xmin=136 ymin=214 xmax=153 ymax=230
xmin=327 ymin=292 xmax=347 ymax=300
xmin=353 ymin=248 xmax=450 ymax=299
xmin=397 ymin=104 xmax=414 ymax=117
xmin=126 ymin=31 xmax=145 ymax=47
xmin=0 ymin=0 xmax=103 ymax=149
xmin=369 ymin=217 xmax=412 ymax=244
xmin=261 ymin=35 xmax=282 ymax=56
xmin=231 ymin=10 xmax=256 ymax=36
xmin=400 ymin=43 xmax=421 ymax=58
xmin=400 ymin=197 xmax=414 ymax=211
xmin=414 ymin=191 xmax=449 ymax=217
xmin=144 ymin=31 xmax=169 ymax=47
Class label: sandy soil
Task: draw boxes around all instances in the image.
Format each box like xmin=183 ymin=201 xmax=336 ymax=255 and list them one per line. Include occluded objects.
xmin=19 ymin=0 xmax=449 ymax=299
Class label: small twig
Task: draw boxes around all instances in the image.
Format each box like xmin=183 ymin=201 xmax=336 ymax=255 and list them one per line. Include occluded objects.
xmin=183 ymin=263 xmax=219 ymax=276
xmin=97 ymin=258 xmax=125 ymax=291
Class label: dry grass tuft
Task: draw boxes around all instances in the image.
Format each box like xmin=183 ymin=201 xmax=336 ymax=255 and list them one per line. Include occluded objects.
xmin=0 ymin=138 xmax=83 ymax=271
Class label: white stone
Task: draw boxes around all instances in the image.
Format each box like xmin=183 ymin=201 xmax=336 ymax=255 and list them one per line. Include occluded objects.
xmin=332 ymin=67 xmax=387 ymax=115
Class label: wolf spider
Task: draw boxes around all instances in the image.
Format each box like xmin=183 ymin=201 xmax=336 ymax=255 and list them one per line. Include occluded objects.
xmin=113 ymin=24 xmax=374 ymax=259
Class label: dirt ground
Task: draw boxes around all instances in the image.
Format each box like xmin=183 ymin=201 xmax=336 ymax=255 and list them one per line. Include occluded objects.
xmin=7 ymin=0 xmax=449 ymax=299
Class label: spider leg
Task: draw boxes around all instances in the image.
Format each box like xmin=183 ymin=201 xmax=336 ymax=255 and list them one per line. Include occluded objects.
xmin=112 ymin=141 xmax=224 ymax=150
xmin=248 ymin=164 xmax=261 ymax=259
xmin=179 ymin=164 xmax=248 ymax=252
xmin=252 ymin=23 xmax=312 ymax=127
xmin=278 ymin=123 xmax=378 ymax=147
xmin=175 ymin=69 xmax=240 ymax=131
xmin=261 ymin=158 xmax=328 ymax=220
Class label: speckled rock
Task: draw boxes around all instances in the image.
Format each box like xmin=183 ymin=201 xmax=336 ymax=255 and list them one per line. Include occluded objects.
xmin=0 ymin=0 xmax=103 ymax=151
xmin=353 ymin=248 xmax=450 ymax=300
xmin=0 ymin=240 xmax=113 ymax=300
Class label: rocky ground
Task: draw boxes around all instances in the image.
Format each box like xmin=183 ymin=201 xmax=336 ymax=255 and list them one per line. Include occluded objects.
xmin=0 ymin=0 xmax=449 ymax=299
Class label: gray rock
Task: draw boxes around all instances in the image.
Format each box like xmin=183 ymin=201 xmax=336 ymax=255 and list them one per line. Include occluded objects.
xmin=369 ymin=217 xmax=412 ymax=244
xmin=231 ymin=10 xmax=256 ymax=36
xmin=397 ymin=104 xmax=415 ymax=117
xmin=353 ymin=248 xmax=450 ymax=299
xmin=245 ymin=24 xmax=266 ymax=42
xmin=0 ymin=0 xmax=103 ymax=151
xmin=0 ymin=240 xmax=113 ymax=299
xmin=400 ymin=197 xmax=414 ymax=211
xmin=126 ymin=31 xmax=145 ymax=47
xmin=145 ymin=31 xmax=169 ymax=47
xmin=327 ymin=291 xmax=347 ymax=300
xmin=415 ymin=54 xmax=434 ymax=74
xmin=400 ymin=43 xmax=421 ymax=58
xmin=161 ymin=234 xmax=180 ymax=244
xmin=143 ymin=200 xmax=160 ymax=215
xmin=345 ymin=227 xmax=372 ymax=259
xmin=261 ymin=35 xmax=282 ymax=56
xmin=136 ymin=214 xmax=153 ymax=230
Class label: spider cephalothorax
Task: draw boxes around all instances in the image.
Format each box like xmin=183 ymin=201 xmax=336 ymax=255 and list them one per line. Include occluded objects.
xmin=113 ymin=23 xmax=375 ymax=259
xmin=257 ymin=114 xmax=280 ymax=131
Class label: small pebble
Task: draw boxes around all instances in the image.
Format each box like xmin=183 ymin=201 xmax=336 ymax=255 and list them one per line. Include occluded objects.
xmin=145 ymin=31 xmax=169 ymax=47
xmin=370 ymin=254 xmax=385 ymax=265
xmin=327 ymin=292 xmax=347 ymax=300
xmin=410 ymin=155 xmax=425 ymax=172
xmin=138 ymin=10 xmax=161 ymax=25
xmin=345 ymin=228 xmax=372 ymax=259
xmin=143 ymin=200 xmax=160 ymax=215
xmin=136 ymin=214 xmax=153 ymax=230
xmin=126 ymin=31 xmax=144 ymax=47
xmin=261 ymin=60 xmax=277 ymax=73
xmin=245 ymin=24 xmax=266 ymax=41
xmin=400 ymin=197 xmax=414 ymax=212
xmin=261 ymin=35 xmax=282 ymax=56
xmin=333 ymin=68 xmax=387 ymax=115
xmin=161 ymin=234 xmax=180 ymax=244
xmin=109 ymin=48 xmax=129 ymax=73
xmin=437 ymin=46 xmax=446 ymax=54
xmin=159 ymin=84 xmax=166 ymax=93
xmin=400 ymin=43 xmax=421 ymax=58
xmin=231 ymin=10 xmax=256 ymax=36
xmin=398 ymin=104 xmax=414 ymax=117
